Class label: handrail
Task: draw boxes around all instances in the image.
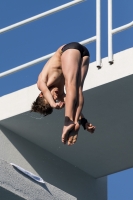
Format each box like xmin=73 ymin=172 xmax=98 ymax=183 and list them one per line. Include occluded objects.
xmin=112 ymin=21 xmax=133 ymax=34
xmin=0 ymin=0 xmax=102 ymax=78
xmin=0 ymin=37 xmax=96 ymax=78
xmin=0 ymin=0 xmax=84 ymax=34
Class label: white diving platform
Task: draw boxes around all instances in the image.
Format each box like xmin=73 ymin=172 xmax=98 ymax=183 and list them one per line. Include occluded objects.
xmin=0 ymin=47 xmax=133 ymax=177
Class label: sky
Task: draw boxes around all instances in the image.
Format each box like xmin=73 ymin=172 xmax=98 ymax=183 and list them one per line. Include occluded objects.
xmin=0 ymin=0 xmax=133 ymax=199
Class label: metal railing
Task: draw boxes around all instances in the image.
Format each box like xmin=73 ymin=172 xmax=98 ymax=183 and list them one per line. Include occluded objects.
xmin=0 ymin=0 xmax=101 ymax=78
xmin=108 ymin=0 xmax=133 ymax=64
xmin=0 ymin=0 xmax=84 ymax=34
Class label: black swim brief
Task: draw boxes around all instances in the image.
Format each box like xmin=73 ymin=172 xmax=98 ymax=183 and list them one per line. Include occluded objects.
xmin=61 ymin=42 xmax=90 ymax=58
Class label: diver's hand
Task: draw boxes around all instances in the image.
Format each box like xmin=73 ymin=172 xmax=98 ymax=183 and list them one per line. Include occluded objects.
xmin=85 ymin=123 xmax=96 ymax=133
xmin=55 ymin=101 xmax=65 ymax=109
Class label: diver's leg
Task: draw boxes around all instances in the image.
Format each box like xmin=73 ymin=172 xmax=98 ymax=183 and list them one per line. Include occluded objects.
xmin=67 ymin=56 xmax=89 ymax=145
xmin=61 ymin=49 xmax=81 ymax=144
xmin=74 ymin=56 xmax=89 ymax=123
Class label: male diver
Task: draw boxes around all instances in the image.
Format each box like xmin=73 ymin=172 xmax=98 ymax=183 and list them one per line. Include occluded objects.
xmin=31 ymin=42 xmax=95 ymax=145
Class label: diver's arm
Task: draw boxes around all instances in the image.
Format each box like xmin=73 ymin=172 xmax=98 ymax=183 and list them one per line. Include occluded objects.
xmin=37 ymin=80 xmax=56 ymax=108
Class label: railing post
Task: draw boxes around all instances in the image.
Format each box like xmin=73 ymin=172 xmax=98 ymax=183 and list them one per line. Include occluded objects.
xmin=96 ymin=0 xmax=101 ymax=69
xmin=108 ymin=0 xmax=113 ymax=64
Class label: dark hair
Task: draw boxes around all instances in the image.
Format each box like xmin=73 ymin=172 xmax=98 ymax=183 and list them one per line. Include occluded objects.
xmin=31 ymin=96 xmax=53 ymax=116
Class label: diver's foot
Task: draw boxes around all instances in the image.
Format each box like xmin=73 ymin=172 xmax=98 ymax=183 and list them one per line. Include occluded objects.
xmin=67 ymin=123 xmax=80 ymax=146
xmin=62 ymin=118 xmax=75 ymax=144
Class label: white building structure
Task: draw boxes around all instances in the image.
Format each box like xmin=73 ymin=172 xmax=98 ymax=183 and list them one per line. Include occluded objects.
xmin=0 ymin=1 xmax=133 ymax=199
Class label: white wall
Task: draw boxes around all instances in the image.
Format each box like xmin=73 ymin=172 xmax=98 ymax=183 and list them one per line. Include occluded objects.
xmin=0 ymin=125 xmax=107 ymax=200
